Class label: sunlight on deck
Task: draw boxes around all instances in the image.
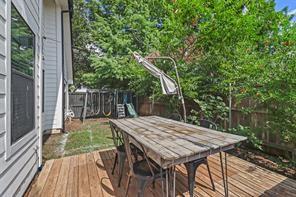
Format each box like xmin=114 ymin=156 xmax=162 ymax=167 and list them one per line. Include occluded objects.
xmin=26 ymin=149 xmax=296 ymax=197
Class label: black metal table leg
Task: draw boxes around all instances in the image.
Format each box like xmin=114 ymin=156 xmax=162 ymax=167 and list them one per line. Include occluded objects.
xmin=111 ymin=152 xmax=118 ymax=175
xmin=225 ymin=152 xmax=228 ymax=196
xmin=219 ymin=152 xmax=229 ymax=197
xmin=184 ymin=159 xmax=205 ymax=197
xmin=117 ymin=151 xmax=126 ymax=187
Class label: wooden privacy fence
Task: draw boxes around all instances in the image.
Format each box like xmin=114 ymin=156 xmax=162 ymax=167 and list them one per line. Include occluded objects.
xmin=69 ymin=90 xmax=138 ymax=119
xmin=231 ymin=99 xmax=296 ymax=160
xmin=138 ymin=97 xmax=296 ymax=160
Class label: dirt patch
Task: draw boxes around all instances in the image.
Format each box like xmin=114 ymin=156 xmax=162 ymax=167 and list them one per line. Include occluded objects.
xmin=42 ymin=133 xmax=65 ymax=161
xmin=65 ymin=118 xmax=109 ymax=132
xmin=230 ymin=147 xmax=296 ymax=180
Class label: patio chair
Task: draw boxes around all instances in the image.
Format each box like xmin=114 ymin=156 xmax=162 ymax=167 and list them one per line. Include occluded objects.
xmin=199 ymin=119 xmax=218 ymax=130
xmin=122 ymin=132 xmax=166 ymax=197
xmin=110 ymin=123 xmax=126 ymax=187
xmin=184 ymin=119 xmax=216 ymax=197
xmin=110 ymin=122 xmax=143 ymax=187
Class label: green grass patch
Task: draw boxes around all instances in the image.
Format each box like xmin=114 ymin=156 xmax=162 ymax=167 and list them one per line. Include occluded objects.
xmin=65 ymin=131 xmax=91 ymax=150
xmin=64 ymin=121 xmax=114 ymax=157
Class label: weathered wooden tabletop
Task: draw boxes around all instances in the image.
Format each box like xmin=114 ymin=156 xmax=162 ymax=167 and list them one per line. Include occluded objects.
xmin=109 ymin=116 xmax=247 ymax=169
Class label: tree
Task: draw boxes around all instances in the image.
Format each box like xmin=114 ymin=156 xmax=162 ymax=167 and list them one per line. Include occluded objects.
xmin=72 ymin=0 xmax=94 ymax=86
xmin=72 ymin=0 xmax=296 ymax=145
xmin=160 ymin=0 xmax=296 ymax=144
xmin=79 ymin=0 xmax=167 ymax=90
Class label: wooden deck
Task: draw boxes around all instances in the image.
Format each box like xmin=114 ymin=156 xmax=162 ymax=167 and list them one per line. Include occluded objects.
xmin=26 ymin=149 xmax=296 ymax=197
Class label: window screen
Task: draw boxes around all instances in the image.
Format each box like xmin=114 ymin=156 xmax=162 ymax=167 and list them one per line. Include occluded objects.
xmin=11 ymin=4 xmax=35 ymax=144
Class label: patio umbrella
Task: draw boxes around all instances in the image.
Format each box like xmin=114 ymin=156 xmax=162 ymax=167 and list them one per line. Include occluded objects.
xmin=132 ymin=52 xmax=178 ymax=95
xmin=132 ymin=52 xmax=187 ymax=122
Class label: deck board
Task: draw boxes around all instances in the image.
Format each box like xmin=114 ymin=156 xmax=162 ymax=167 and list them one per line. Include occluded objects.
xmin=86 ymin=152 xmax=104 ymax=197
xmin=27 ymin=149 xmax=296 ymax=197
xmin=66 ymin=155 xmax=79 ymax=197
xmin=78 ymin=154 xmax=90 ymax=197
xmin=41 ymin=158 xmax=63 ymax=196
xmin=54 ymin=156 xmax=71 ymax=196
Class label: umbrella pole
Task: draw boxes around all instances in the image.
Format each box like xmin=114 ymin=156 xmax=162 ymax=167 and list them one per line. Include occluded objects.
xmin=171 ymin=58 xmax=187 ymax=123
xmin=146 ymin=56 xmax=187 ymax=122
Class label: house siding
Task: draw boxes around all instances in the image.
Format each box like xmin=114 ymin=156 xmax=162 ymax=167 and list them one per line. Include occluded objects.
xmin=42 ymin=0 xmax=63 ymax=131
xmin=0 ymin=0 xmax=41 ymax=195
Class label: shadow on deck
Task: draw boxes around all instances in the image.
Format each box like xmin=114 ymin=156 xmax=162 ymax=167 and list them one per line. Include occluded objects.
xmin=26 ymin=149 xmax=296 ymax=197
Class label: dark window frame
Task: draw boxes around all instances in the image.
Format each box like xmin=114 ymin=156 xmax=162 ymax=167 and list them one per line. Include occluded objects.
xmin=10 ymin=3 xmax=36 ymax=145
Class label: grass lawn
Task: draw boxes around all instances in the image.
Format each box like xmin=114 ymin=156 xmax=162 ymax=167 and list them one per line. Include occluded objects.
xmin=64 ymin=120 xmax=114 ymax=156
xmin=42 ymin=119 xmax=114 ymax=161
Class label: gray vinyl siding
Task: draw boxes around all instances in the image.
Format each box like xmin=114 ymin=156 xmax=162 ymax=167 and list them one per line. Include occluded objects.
xmin=42 ymin=0 xmax=63 ymax=131
xmin=0 ymin=0 xmax=41 ymax=195
xmin=0 ymin=0 xmax=7 ymax=176
xmin=0 ymin=0 xmax=5 ymax=153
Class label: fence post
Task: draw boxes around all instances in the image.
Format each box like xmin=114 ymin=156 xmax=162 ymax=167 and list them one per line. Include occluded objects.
xmin=228 ymin=83 xmax=232 ymax=129
xmin=82 ymin=92 xmax=88 ymax=123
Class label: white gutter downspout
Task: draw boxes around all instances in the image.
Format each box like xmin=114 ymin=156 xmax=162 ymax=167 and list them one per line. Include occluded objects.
xmin=38 ymin=0 xmax=44 ymax=169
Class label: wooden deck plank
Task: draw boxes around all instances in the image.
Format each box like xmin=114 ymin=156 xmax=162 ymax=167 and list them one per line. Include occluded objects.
xmin=54 ymin=156 xmax=71 ymax=197
xmin=223 ymin=154 xmax=296 ymax=189
xmin=175 ymin=166 xmax=223 ymax=197
xmin=93 ymin=150 xmax=116 ymax=196
xmin=27 ymin=159 xmax=54 ymax=196
xmin=210 ymin=154 xmax=296 ymax=195
xmin=26 ymin=149 xmax=296 ymax=197
xmin=203 ymin=160 xmax=251 ymax=196
xmin=41 ymin=158 xmax=63 ymax=197
xmin=211 ymin=156 xmax=280 ymax=192
xmin=78 ymin=154 xmax=91 ymax=197
xmin=66 ymin=155 xmax=79 ymax=197
xmin=99 ymin=150 xmax=138 ymax=197
xmin=207 ymin=155 xmax=263 ymax=196
xmin=86 ymin=152 xmax=104 ymax=197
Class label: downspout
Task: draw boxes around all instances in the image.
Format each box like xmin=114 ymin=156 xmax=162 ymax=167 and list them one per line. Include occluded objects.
xmin=61 ymin=10 xmax=70 ymax=131
xmin=38 ymin=0 xmax=44 ymax=170
xmin=61 ymin=0 xmax=73 ymax=131
xmin=61 ymin=11 xmax=66 ymax=132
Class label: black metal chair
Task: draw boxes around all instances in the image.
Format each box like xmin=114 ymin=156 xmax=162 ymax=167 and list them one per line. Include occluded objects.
xmin=184 ymin=119 xmax=217 ymax=197
xmin=199 ymin=119 xmax=218 ymax=130
xmin=110 ymin=108 xmax=143 ymax=188
xmin=122 ymin=132 xmax=166 ymax=197
xmin=110 ymin=123 xmax=126 ymax=187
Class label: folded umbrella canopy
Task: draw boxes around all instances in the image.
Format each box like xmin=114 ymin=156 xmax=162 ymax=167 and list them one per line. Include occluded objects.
xmin=132 ymin=52 xmax=178 ymax=95
xmin=133 ymin=52 xmax=187 ymax=122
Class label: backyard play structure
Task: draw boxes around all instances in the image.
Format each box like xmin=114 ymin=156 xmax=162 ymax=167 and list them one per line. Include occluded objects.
xmin=68 ymin=89 xmax=138 ymax=121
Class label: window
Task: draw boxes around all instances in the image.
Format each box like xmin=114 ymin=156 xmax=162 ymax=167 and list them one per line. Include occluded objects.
xmin=11 ymin=4 xmax=35 ymax=144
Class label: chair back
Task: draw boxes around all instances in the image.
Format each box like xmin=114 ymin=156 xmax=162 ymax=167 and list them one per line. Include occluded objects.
xmin=122 ymin=132 xmax=157 ymax=177
xmin=110 ymin=123 xmax=123 ymax=148
xmin=122 ymin=132 xmax=135 ymax=175
xmin=199 ymin=119 xmax=218 ymax=130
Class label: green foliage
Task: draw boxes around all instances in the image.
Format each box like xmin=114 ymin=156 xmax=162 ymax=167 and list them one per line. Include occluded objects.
xmin=72 ymin=0 xmax=94 ymax=86
xmin=228 ymin=125 xmax=262 ymax=150
xmin=72 ymin=0 xmax=296 ymax=147
xmin=188 ymin=95 xmax=228 ymax=127
xmin=159 ymin=0 xmax=296 ymax=145
xmin=77 ymin=0 xmax=167 ymax=90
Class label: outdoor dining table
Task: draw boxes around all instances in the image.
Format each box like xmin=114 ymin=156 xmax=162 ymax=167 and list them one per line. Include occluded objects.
xmin=109 ymin=116 xmax=247 ymax=197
